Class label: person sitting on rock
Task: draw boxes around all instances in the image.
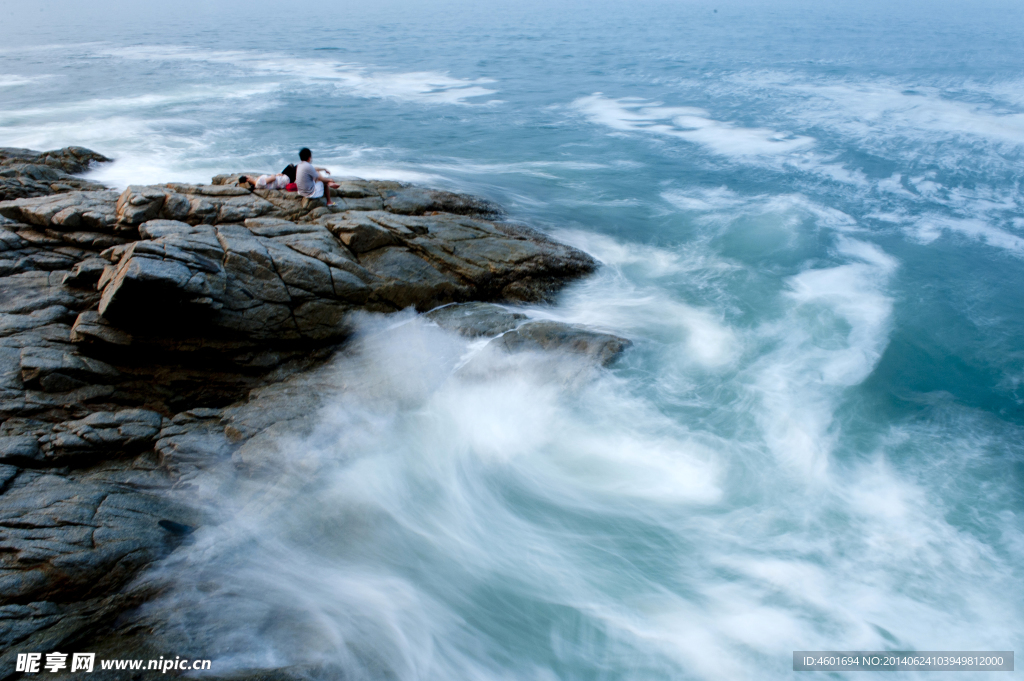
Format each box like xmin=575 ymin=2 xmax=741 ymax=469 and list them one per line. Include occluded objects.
xmin=238 ymin=173 xmax=290 ymax=190
xmin=296 ymin=147 xmax=340 ymax=207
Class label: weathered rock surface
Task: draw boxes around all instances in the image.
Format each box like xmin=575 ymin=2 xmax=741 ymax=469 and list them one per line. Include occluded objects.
xmin=0 ymin=147 xmax=110 ymax=201
xmin=426 ymin=301 xmax=527 ymax=337
xmin=1 ymin=178 xmax=592 ymax=350
xmin=489 ymin=320 xmax=633 ymax=366
xmin=0 ymin=148 xmax=628 ymax=680
xmin=428 ymin=303 xmax=631 ymax=364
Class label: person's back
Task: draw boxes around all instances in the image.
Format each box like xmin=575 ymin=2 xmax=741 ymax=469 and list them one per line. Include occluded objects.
xmin=295 ymin=160 xmax=319 ymax=197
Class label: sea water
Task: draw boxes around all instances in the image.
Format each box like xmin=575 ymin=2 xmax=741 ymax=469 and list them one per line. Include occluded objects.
xmin=1 ymin=0 xmax=1022 ymax=678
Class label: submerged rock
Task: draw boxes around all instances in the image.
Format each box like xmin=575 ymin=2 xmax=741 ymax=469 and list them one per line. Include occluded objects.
xmin=489 ymin=319 xmax=632 ymax=366
xmin=424 ymin=303 xmax=633 ymax=366
xmin=425 ymin=301 xmax=527 ymax=337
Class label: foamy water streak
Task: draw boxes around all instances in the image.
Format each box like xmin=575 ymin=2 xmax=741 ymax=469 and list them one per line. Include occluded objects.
xmin=143 ymin=211 xmax=1019 ymax=678
xmin=103 ymin=45 xmax=500 ymax=105
xmin=571 ymin=94 xmax=816 ymax=158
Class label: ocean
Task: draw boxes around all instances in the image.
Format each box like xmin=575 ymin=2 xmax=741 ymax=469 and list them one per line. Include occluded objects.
xmin=2 ymin=0 xmax=1022 ymax=677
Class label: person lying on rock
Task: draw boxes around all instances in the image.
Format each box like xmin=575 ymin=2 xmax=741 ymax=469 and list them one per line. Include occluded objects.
xmin=296 ymin=147 xmax=340 ymax=207
xmin=237 ymin=172 xmax=290 ymax=190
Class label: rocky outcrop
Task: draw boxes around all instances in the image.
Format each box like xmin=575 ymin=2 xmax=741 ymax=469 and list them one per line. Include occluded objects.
xmin=0 ymin=147 xmax=110 ymax=202
xmin=0 ymin=148 xmax=629 ymax=679
xmin=1 ymin=186 xmax=593 ymax=349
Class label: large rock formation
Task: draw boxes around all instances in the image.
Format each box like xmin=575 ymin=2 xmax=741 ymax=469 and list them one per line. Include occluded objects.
xmin=0 ymin=147 xmax=111 ymax=202
xmin=0 ymin=149 xmax=630 ymax=679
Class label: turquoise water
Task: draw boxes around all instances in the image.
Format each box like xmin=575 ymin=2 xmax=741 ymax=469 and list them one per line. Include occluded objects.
xmin=2 ymin=1 xmax=1023 ymax=678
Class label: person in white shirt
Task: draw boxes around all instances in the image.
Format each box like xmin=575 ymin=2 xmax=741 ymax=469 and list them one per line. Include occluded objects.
xmin=295 ymin=147 xmax=340 ymax=206
xmin=238 ymin=173 xmax=289 ymax=190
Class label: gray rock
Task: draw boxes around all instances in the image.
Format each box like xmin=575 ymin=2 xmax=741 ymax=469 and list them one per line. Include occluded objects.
xmin=69 ymin=311 xmax=132 ymax=346
xmin=0 ymin=463 xmax=191 ymax=605
xmin=19 ymin=345 xmax=119 ymax=391
xmin=1 ymin=163 xmax=61 ymax=184
xmin=0 ymin=593 xmax=144 ymax=676
xmin=0 ymin=436 xmax=42 ymax=464
xmin=0 ymin=146 xmax=112 ymax=175
xmin=0 ymin=463 xmax=18 ymax=489
xmin=115 ymin=185 xmax=278 ymax=228
xmin=322 ymin=213 xmax=398 ymax=253
xmin=0 ymin=191 xmax=119 ymax=231
xmin=62 ymin=257 xmax=109 ymax=288
xmin=166 ymin=183 xmax=252 ymax=197
xmin=489 ymin=320 xmax=632 ymax=366
xmin=0 ymin=271 xmax=83 ymax=314
xmin=426 ymin=302 xmax=527 ymax=337
xmin=210 ymin=172 xmax=269 ymax=186
xmin=38 ymin=409 xmax=163 ymax=463
xmin=223 ymin=358 xmax=340 ymax=476
xmin=359 ymin=211 xmax=596 ymax=304
xmin=242 ymin=216 xmax=318 ymax=238
xmin=333 ymin=179 xmax=382 ymax=199
xmin=0 ymin=148 xmax=111 ymax=202
xmin=0 ymin=306 xmax=72 ymax=338
xmin=335 ymin=195 xmax=384 ymax=211
xmin=383 ymin=186 xmax=503 ymax=217
xmin=156 ymin=418 xmax=234 ymax=483
xmin=0 ymin=246 xmax=80 ymax=276
xmin=0 ymin=224 xmax=28 ymax=251
xmin=114 ymin=185 xmax=170 ymax=226
xmin=93 ymin=219 xmax=357 ymax=340
xmin=48 ymin=229 xmax=126 ymax=251
xmin=10 ymin=226 xmax=60 ymax=246
xmin=0 ymin=601 xmax=62 ymax=649
xmin=359 ymin=246 xmax=470 ymax=310
xmin=105 ymin=203 xmax=604 ymax=339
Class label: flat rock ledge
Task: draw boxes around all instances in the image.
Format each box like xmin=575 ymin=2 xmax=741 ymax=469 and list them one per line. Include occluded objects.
xmin=0 ymin=149 xmax=630 ymax=679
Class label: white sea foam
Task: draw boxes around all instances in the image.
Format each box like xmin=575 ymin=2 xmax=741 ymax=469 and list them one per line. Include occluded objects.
xmin=788 ymin=80 xmax=1024 ymax=147
xmin=532 ymin=229 xmax=743 ymax=369
xmin=0 ymin=83 xmax=280 ymax=123
xmin=743 ymin=236 xmax=896 ymax=478
xmin=136 ymin=290 xmax=1022 ymax=679
xmin=313 ymin=162 xmax=444 ymax=185
xmin=570 ymin=94 xmax=871 ymax=184
xmin=0 ymin=75 xmax=43 ymax=89
xmin=103 ymin=44 xmax=499 ymax=105
xmin=571 ymin=93 xmax=816 ymax=159
xmin=663 ymin=187 xmax=862 ymax=235
xmin=911 ymin=214 xmax=1024 ymax=255
xmin=421 ymin=159 xmax=612 ymax=180
xmin=0 ymin=41 xmax=103 ymax=56
xmin=707 ymin=71 xmax=1024 ymax=178
xmin=0 ymin=80 xmax=288 ymax=187
xmin=657 ymin=184 xmax=897 ymax=479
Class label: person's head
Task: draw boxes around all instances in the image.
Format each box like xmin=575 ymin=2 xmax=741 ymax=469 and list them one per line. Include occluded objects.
xmin=299 ymin=148 xmax=312 ymax=162
xmin=237 ymin=175 xmax=249 ymax=184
